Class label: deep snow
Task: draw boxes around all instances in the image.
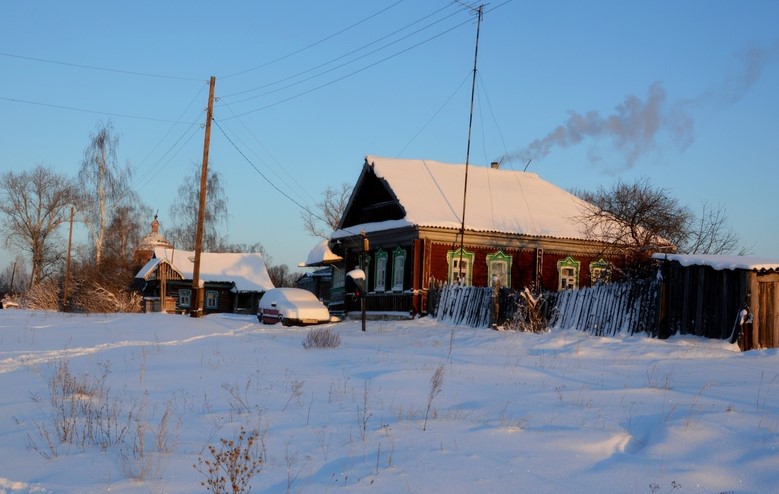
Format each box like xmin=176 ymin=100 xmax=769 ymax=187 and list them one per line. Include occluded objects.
xmin=0 ymin=309 xmax=777 ymax=494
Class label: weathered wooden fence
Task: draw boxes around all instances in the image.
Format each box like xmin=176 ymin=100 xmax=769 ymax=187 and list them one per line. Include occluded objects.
xmin=548 ymin=279 xmax=660 ymax=336
xmin=429 ymin=278 xmax=661 ymax=336
xmin=430 ymin=285 xmax=493 ymax=328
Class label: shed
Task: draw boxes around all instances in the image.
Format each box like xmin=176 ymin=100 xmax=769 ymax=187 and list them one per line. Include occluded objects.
xmin=653 ymin=254 xmax=779 ymax=350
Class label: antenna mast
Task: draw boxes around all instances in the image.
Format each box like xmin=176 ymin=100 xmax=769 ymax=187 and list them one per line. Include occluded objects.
xmin=457 ymin=4 xmax=483 ymax=283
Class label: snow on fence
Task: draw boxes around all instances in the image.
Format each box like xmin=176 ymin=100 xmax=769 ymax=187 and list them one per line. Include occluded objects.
xmin=548 ymin=278 xmax=660 ymax=336
xmin=432 ymin=285 xmax=493 ymax=328
xmin=431 ymin=278 xmax=660 ymax=336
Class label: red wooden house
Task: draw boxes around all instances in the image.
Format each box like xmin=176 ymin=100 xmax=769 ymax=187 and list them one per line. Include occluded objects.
xmin=327 ymin=155 xmax=621 ymax=316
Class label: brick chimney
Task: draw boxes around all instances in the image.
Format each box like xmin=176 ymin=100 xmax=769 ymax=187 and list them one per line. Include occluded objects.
xmin=490 ymin=161 xmax=500 ymax=169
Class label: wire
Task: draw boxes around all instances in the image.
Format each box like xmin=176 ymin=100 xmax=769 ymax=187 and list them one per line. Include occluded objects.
xmin=220 ymin=0 xmax=406 ymax=80
xmin=221 ymin=2 xmax=458 ymax=100
xmin=223 ymin=14 xmax=475 ymax=119
xmin=214 ymin=118 xmax=368 ymax=240
xmin=0 ymin=51 xmax=204 ymax=82
xmin=0 ymin=96 xmax=201 ymax=125
xmin=396 ymin=71 xmax=472 ymax=157
xmin=219 ymin=102 xmax=317 ymax=205
xmin=134 ymin=83 xmax=208 ymax=174
xmin=213 ymin=118 xmax=319 ymax=217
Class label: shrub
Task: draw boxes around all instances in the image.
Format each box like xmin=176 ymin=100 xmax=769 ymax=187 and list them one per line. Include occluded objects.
xmin=505 ymin=288 xmax=549 ymax=333
xmin=28 ymin=360 xmax=132 ymax=458
xmin=195 ymin=426 xmax=266 ymax=494
xmin=302 ymin=327 xmax=341 ymax=349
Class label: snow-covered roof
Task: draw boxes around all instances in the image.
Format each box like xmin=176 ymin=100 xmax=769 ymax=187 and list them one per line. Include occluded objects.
xmin=334 ymin=155 xmax=593 ymax=240
xmin=301 ymin=239 xmax=342 ymax=267
xmin=136 ymin=247 xmax=274 ymax=292
xmin=652 ymin=253 xmax=779 ymax=273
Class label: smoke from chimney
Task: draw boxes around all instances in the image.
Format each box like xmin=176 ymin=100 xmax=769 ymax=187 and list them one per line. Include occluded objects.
xmin=500 ymin=41 xmax=779 ymax=171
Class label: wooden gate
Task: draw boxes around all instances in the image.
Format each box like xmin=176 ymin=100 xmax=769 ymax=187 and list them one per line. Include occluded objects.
xmin=756 ymin=275 xmax=779 ymax=348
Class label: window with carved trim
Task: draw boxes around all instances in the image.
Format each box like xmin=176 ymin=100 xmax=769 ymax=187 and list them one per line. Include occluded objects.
xmin=205 ymin=290 xmax=218 ymax=309
xmin=557 ymin=256 xmax=580 ymax=290
xmin=447 ymin=248 xmax=474 ymax=285
xmin=392 ymin=246 xmax=406 ymax=292
xmin=178 ymin=288 xmax=191 ymax=308
xmin=589 ymin=258 xmax=611 ymax=285
xmin=374 ymin=249 xmax=387 ymax=292
xmin=486 ymin=250 xmax=512 ymax=288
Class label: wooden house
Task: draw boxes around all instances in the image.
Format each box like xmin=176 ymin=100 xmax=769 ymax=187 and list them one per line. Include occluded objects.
xmin=135 ymin=247 xmax=274 ymax=314
xmin=327 ymin=155 xmax=623 ymax=316
xmin=653 ymin=254 xmax=779 ymax=350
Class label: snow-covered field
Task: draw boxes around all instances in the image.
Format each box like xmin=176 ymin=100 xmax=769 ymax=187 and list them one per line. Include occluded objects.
xmin=0 ymin=309 xmax=777 ymax=494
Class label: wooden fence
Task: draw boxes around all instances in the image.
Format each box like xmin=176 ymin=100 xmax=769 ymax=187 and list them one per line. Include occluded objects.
xmin=430 ymin=285 xmax=493 ymax=328
xmin=548 ymin=279 xmax=660 ymax=336
xmin=429 ymin=278 xmax=661 ymax=336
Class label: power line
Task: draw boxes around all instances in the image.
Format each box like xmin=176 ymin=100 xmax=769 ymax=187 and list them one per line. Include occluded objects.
xmin=0 ymin=51 xmax=204 ymax=82
xmin=218 ymin=103 xmax=317 ymax=205
xmin=396 ymin=71 xmax=472 ymax=157
xmin=213 ymin=118 xmax=321 ymax=220
xmin=222 ymin=14 xmax=476 ymax=119
xmin=214 ymin=118 xmax=369 ymax=241
xmin=219 ymin=0 xmax=407 ymax=80
xmin=220 ymin=2 xmax=459 ymax=100
xmin=0 ymin=96 xmax=201 ymax=125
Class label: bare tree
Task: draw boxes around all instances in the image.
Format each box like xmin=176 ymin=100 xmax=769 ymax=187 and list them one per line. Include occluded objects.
xmin=102 ymin=201 xmax=153 ymax=264
xmin=576 ymin=177 xmax=692 ymax=277
xmin=267 ymin=264 xmax=300 ymax=288
xmin=683 ymin=201 xmax=744 ymax=255
xmin=167 ymin=162 xmax=228 ymax=251
xmin=0 ymin=255 xmax=29 ymax=296
xmin=577 ymin=178 xmax=745 ymax=276
xmin=0 ymin=165 xmax=79 ymax=287
xmin=301 ymin=183 xmax=351 ymax=239
xmin=218 ymin=241 xmax=268 ymax=257
xmin=78 ymin=121 xmax=133 ymax=266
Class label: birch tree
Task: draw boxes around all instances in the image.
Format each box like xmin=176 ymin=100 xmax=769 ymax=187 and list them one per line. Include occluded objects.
xmin=78 ymin=121 xmax=132 ymax=265
xmin=167 ymin=162 xmax=228 ymax=251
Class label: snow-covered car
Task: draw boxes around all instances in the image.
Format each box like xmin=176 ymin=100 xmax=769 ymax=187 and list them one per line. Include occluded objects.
xmin=257 ymin=288 xmax=331 ymax=326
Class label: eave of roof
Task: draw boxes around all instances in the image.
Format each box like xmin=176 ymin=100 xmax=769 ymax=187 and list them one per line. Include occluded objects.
xmin=652 ymin=253 xmax=779 ymax=273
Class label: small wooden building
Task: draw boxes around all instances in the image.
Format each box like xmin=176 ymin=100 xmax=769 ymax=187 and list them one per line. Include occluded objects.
xmin=328 ymin=155 xmax=624 ymax=316
xmin=653 ymin=254 xmax=779 ymax=350
xmin=135 ymin=247 xmax=274 ymax=314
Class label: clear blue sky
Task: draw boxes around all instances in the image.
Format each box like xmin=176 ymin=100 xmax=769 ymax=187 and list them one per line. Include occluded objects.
xmin=2 ymin=1 xmax=778 ymax=274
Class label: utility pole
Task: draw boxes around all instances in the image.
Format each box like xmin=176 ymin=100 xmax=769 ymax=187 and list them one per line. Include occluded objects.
xmin=191 ymin=76 xmax=216 ymax=318
xmin=361 ymin=232 xmax=368 ymax=332
xmin=457 ymin=4 xmax=483 ymax=283
xmin=62 ymin=206 xmax=75 ymax=311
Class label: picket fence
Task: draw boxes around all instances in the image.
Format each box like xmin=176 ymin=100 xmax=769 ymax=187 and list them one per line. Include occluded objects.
xmin=431 ymin=285 xmax=493 ymax=328
xmin=430 ymin=278 xmax=660 ymax=336
xmin=549 ymin=278 xmax=660 ymax=336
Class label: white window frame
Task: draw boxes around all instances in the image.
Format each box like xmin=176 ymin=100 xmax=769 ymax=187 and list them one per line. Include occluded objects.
xmin=205 ymin=290 xmax=218 ymax=309
xmin=589 ymin=258 xmax=611 ymax=285
xmin=557 ymin=256 xmax=580 ymax=290
xmin=178 ymin=288 xmax=192 ymax=308
xmin=447 ymin=248 xmax=474 ymax=286
xmin=374 ymin=249 xmax=387 ymax=293
xmin=486 ymin=250 xmax=512 ymax=288
xmin=392 ymin=246 xmax=406 ymax=292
